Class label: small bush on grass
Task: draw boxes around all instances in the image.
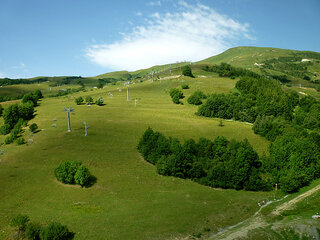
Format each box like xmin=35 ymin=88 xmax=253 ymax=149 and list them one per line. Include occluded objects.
xmin=187 ymin=90 xmax=207 ymax=105
xmin=29 ymin=123 xmax=38 ymax=133
xmin=75 ymin=96 xmax=84 ymax=105
xmin=181 ymin=84 xmax=189 ymax=89
xmin=85 ymin=96 xmax=93 ymax=105
xmin=95 ymin=97 xmax=104 ymax=106
xmin=16 ymin=138 xmax=26 ymax=145
xmin=169 ymin=88 xmax=184 ymax=104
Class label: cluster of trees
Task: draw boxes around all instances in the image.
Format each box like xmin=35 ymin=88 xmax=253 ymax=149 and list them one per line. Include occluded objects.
xmin=187 ymin=90 xmax=207 ymax=105
xmin=0 ymin=90 xmax=43 ymax=145
xmin=169 ymin=88 xmax=184 ymax=104
xmin=0 ymin=95 xmax=24 ymax=103
xmin=10 ymin=214 xmax=74 ymax=240
xmin=137 ymin=128 xmax=270 ymax=191
xmin=54 ymin=161 xmax=92 ymax=187
xmin=22 ymin=89 xmax=43 ymax=105
xmin=48 ymin=87 xmax=85 ymax=97
xmin=262 ymin=59 xmax=312 ymax=80
xmin=48 ymin=76 xmax=86 ymax=87
xmin=201 ymin=63 xmax=320 ymax=193
xmin=197 ymin=75 xmax=299 ymax=123
xmin=203 ymin=63 xmax=261 ymax=79
xmin=97 ymin=78 xmax=118 ymax=87
xmin=75 ymin=96 xmax=104 ymax=106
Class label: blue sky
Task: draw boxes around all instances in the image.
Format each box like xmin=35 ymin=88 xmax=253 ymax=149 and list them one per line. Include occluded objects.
xmin=0 ymin=0 xmax=319 ymax=78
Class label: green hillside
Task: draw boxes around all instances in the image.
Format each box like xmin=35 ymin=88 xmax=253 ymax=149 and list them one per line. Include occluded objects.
xmin=94 ymin=70 xmax=132 ymax=80
xmin=0 ymin=68 xmax=273 ymax=240
xmin=0 ymin=46 xmax=319 ymax=240
xmin=200 ymin=46 xmax=320 ymax=87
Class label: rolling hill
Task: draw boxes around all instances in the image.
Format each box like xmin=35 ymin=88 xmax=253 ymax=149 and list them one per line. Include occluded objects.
xmin=0 ymin=46 xmax=319 ymax=240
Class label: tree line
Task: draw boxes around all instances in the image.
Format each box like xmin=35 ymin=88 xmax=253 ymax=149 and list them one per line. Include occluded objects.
xmin=0 ymin=90 xmax=43 ymax=144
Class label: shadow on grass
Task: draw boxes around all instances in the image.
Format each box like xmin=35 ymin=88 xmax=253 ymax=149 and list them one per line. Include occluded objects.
xmin=83 ymin=175 xmax=97 ymax=188
xmin=67 ymin=231 xmax=75 ymax=239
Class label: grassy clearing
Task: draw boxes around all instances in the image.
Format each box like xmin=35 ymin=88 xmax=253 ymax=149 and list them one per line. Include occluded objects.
xmin=0 ymin=75 xmax=271 ymax=239
xmin=283 ymin=85 xmax=320 ymax=100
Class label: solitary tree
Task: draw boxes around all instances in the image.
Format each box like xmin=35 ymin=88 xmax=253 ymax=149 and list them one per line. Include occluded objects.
xmin=182 ymin=65 xmax=194 ymax=78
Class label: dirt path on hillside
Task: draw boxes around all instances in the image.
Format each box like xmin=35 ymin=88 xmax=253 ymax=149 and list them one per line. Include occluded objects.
xmin=160 ymin=75 xmax=181 ymax=80
xmin=210 ymin=184 xmax=320 ymax=240
xmin=272 ymin=184 xmax=320 ymax=215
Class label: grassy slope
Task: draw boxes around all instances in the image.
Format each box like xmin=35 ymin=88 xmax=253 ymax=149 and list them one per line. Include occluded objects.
xmin=0 ymin=71 xmax=271 ymax=240
xmin=94 ymin=71 xmax=132 ymax=80
xmin=95 ymin=62 xmax=191 ymax=81
xmin=199 ymin=46 xmax=320 ymax=87
xmin=199 ymin=46 xmax=296 ymax=67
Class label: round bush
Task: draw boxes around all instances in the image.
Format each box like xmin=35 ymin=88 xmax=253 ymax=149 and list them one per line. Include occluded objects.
xmin=187 ymin=95 xmax=202 ymax=105
xmin=181 ymin=84 xmax=189 ymax=89
xmin=16 ymin=138 xmax=26 ymax=145
xmin=29 ymin=123 xmax=38 ymax=133
xmin=54 ymin=161 xmax=82 ymax=184
xmin=75 ymin=96 xmax=84 ymax=105
xmin=74 ymin=165 xmax=91 ymax=187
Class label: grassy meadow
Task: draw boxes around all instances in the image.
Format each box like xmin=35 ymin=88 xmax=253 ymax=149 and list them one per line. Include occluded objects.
xmin=0 ymin=72 xmax=273 ymax=239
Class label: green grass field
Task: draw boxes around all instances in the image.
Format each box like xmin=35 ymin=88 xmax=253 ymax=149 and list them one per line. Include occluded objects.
xmin=0 ymin=72 xmax=272 ymax=240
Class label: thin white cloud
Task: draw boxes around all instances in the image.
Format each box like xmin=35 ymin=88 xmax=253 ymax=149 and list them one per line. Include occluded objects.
xmin=147 ymin=1 xmax=161 ymax=6
xmin=135 ymin=12 xmax=143 ymax=16
xmin=85 ymin=1 xmax=252 ymax=71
